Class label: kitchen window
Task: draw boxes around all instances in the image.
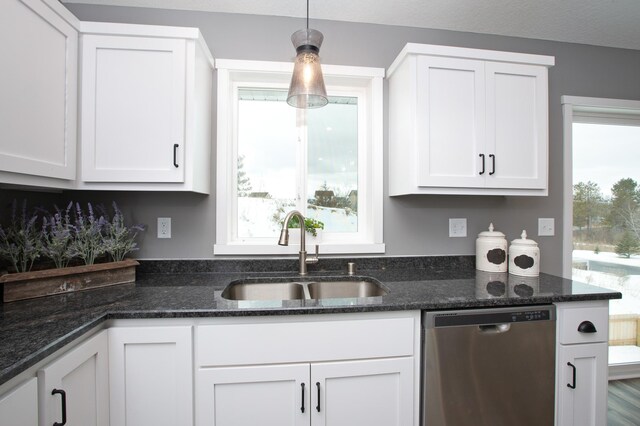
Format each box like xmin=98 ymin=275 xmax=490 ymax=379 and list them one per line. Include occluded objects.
xmin=214 ymin=60 xmax=384 ymax=255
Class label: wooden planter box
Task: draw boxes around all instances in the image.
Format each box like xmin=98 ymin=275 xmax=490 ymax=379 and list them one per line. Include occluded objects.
xmin=0 ymin=259 xmax=139 ymax=303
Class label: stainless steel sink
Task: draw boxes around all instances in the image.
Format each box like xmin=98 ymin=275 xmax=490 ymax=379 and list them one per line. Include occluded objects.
xmin=221 ymin=281 xmax=305 ymax=301
xmin=220 ymin=277 xmax=388 ymax=302
xmin=307 ymin=280 xmax=388 ymax=299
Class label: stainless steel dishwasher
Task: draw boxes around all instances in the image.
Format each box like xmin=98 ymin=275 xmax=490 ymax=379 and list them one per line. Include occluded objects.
xmin=422 ymin=305 xmax=556 ymax=426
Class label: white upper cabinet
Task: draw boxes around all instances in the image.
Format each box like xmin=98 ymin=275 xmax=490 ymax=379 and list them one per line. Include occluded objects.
xmin=388 ymin=43 xmax=554 ymax=196
xmin=0 ymin=0 xmax=78 ymax=188
xmin=79 ymin=22 xmax=214 ymax=193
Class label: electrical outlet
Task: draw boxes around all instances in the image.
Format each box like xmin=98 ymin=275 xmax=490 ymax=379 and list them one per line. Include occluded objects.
xmin=158 ymin=217 xmax=171 ymax=239
xmin=538 ymin=218 xmax=555 ymax=236
xmin=449 ymin=218 xmax=467 ymax=238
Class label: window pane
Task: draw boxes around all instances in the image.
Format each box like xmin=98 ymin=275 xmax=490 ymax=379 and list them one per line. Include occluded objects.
xmin=237 ymin=89 xmax=297 ymax=238
xmin=307 ymin=97 xmax=358 ymax=233
xmin=572 ymin=121 xmax=640 ymax=364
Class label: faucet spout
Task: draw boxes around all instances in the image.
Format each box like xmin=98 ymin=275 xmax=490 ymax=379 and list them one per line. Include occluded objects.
xmin=278 ymin=210 xmax=318 ymax=275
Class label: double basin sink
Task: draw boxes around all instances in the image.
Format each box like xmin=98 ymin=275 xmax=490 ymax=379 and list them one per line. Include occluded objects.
xmin=221 ymin=276 xmax=389 ymax=302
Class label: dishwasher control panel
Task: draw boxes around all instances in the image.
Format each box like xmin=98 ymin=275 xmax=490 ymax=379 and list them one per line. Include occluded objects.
xmin=429 ymin=305 xmax=555 ymax=328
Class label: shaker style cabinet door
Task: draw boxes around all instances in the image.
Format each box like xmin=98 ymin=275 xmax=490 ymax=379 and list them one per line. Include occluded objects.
xmin=109 ymin=326 xmax=193 ymax=426
xmin=556 ymin=342 xmax=608 ymax=426
xmin=485 ymin=62 xmax=548 ymax=190
xmin=0 ymin=0 xmax=77 ymax=182
xmin=415 ymin=56 xmax=486 ymax=188
xmin=196 ymin=364 xmax=310 ymax=426
xmin=80 ymin=35 xmax=187 ymax=183
xmin=0 ymin=378 xmax=38 ymax=426
xmin=37 ymin=330 xmax=109 ymax=426
xmin=310 ymin=357 xmax=414 ymax=426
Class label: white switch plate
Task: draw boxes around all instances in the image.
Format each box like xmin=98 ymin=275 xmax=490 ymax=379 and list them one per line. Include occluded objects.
xmin=538 ymin=218 xmax=555 ymax=236
xmin=158 ymin=217 xmax=171 ymax=239
xmin=449 ymin=218 xmax=467 ymax=238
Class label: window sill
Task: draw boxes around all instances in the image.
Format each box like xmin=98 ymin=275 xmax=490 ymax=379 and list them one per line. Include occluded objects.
xmin=213 ymin=243 xmax=385 ymax=256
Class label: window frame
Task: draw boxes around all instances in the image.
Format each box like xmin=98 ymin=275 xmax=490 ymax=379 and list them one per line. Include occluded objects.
xmin=214 ymin=59 xmax=384 ymax=255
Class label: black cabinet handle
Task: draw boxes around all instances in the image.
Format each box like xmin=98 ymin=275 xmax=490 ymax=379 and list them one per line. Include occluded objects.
xmin=316 ymin=382 xmax=321 ymax=412
xmin=52 ymin=388 xmax=67 ymax=426
xmin=173 ymin=144 xmax=179 ymax=168
xmin=567 ymin=362 xmax=576 ymax=389
xmin=578 ymin=320 xmax=597 ymax=333
xmin=489 ymin=154 xmax=495 ymax=175
xmin=301 ymin=383 xmax=305 ymax=413
xmin=479 ymin=154 xmax=485 ymax=175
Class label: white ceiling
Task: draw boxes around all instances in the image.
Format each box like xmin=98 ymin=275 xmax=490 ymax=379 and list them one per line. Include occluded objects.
xmin=62 ymin=0 xmax=640 ymax=51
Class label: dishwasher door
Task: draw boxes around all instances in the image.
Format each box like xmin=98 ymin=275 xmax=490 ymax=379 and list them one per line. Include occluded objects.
xmin=422 ymin=305 xmax=556 ymax=426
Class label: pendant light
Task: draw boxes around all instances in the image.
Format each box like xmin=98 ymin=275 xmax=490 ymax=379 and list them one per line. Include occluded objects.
xmin=286 ymin=0 xmax=328 ymax=109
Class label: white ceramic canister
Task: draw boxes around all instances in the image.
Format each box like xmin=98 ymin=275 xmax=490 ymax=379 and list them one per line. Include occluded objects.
xmin=508 ymin=230 xmax=540 ymax=277
xmin=475 ymin=223 xmax=508 ymax=272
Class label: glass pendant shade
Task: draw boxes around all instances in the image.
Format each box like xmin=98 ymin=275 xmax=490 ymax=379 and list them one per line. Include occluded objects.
xmin=287 ymin=29 xmax=328 ymax=109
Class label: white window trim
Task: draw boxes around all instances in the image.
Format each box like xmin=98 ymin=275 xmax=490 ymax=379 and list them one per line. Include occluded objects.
xmin=561 ymin=95 xmax=640 ymax=278
xmin=214 ymin=59 xmax=385 ymax=255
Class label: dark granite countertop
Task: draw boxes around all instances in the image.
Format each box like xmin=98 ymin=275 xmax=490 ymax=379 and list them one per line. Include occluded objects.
xmin=0 ymin=256 xmax=621 ymax=386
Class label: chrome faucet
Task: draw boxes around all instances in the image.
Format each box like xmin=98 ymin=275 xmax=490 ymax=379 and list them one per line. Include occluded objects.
xmin=278 ymin=210 xmax=319 ymax=275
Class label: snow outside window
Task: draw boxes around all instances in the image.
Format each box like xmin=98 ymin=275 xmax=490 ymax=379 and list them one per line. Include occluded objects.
xmin=214 ymin=60 xmax=384 ymax=255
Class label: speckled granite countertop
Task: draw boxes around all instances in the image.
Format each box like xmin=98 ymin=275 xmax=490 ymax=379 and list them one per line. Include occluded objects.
xmin=0 ymin=256 xmax=621 ymax=385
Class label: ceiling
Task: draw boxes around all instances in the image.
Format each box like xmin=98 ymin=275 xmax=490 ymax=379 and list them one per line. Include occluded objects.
xmin=62 ymin=0 xmax=640 ymax=51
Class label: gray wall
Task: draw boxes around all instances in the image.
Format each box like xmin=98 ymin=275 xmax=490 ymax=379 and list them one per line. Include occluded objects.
xmin=10 ymin=4 xmax=640 ymax=275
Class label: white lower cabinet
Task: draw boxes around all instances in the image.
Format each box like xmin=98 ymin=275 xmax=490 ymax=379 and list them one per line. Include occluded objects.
xmin=555 ymin=301 xmax=609 ymax=426
xmin=108 ymin=325 xmax=193 ymax=426
xmin=311 ymin=357 xmax=413 ymax=426
xmin=196 ymin=358 xmax=413 ymax=426
xmin=197 ymin=363 xmax=309 ymax=426
xmin=0 ymin=377 xmax=38 ymax=426
xmin=195 ymin=312 xmax=420 ymax=426
xmin=37 ymin=330 xmax=109 ymax=426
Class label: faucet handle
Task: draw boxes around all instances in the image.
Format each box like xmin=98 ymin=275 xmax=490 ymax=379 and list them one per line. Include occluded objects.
xmin=306 ymin=244 xmax=320 ymax=265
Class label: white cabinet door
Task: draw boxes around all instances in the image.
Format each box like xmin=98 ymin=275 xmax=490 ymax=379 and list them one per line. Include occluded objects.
xmin=485 ymin=62 xmax=548 ymax=189
xmin=81 ymin=35 xmax=186 ymax=183
xmin=416 ymin=56 xmax=486 ymax=188
xmin=556 ymin=342 xmax=608 ymax=426
xmin=0 ymin=378 xmax=38 ymax=426
xmin=311 ymin=357 xmax=414 ymax=426
xmin=0 ymin=0 xmax=77 ymax=182
xmin=37 ymin=330 xmax=109 ymax=426
xmin=109 ymin=326 xmax=193 ymax=426
xmin=196 ymin=364 xmax=310 ymax=426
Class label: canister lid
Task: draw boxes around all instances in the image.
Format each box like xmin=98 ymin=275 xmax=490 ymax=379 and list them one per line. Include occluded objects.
xmin=477 ymin=223 xmax=506 ymax=238
xmin=510 ymin=230 xmax=538 ymax=246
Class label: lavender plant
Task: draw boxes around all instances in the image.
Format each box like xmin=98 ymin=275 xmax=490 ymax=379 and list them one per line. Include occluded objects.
xmin=41 ymin=202 xmax=74 ymax=269
xmin=69 ymin=202 xmax=107 ymax=265
xmin=0 ymin=200 xmax=42 ymax=272
xmin=102 ymin=202 xmax=145 ymax=262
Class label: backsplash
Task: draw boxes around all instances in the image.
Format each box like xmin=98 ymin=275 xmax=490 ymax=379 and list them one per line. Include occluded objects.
xmin=136 ymin=255 xmax=476 ymax=275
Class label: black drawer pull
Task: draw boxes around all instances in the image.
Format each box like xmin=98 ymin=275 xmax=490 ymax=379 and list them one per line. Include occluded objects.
xmin=316 ymin=382 xmax=321 ymax=412
xmin=578 ymin=320 xmax=597 ymax=333
xmin=479 ymin=154 xmax=485 ymax=175
xmin=52 ymin=388 xmax=67 ymax=426
xmin=173 ymin=144 xmax=179 ymax=168
xmin=567 ymin=362 xmax=576 ymax=389
xmin=301 ymin=383 xmax=305 ymax=413
xmin=489 ymin=154 xmax=495 ymax=175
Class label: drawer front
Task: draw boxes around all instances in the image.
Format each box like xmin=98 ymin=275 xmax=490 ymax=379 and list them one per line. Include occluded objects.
xmin=557 ymin=302 xmax=608 ymax=345
xmin=196 ymin=315 xmax=416 ymax=367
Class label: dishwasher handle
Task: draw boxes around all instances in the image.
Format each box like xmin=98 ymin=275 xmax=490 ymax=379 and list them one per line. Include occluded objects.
xmin=478 ymin=324 xmax=511 ymax=334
